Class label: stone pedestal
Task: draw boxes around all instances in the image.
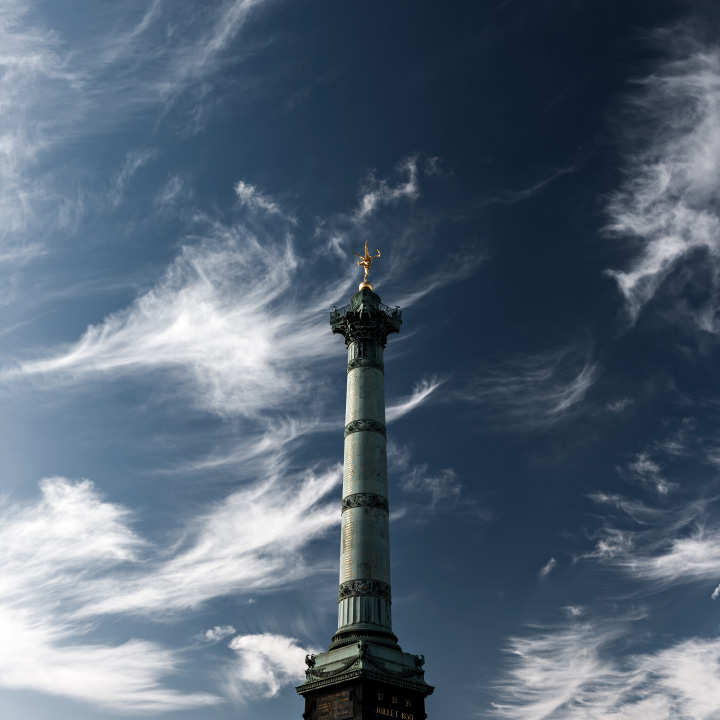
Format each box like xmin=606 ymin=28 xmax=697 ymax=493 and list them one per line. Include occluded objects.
xmin=299 ymin=640 xmax=430 ymax=720
xmin=302 ymin=680 xmax=428 ymax=720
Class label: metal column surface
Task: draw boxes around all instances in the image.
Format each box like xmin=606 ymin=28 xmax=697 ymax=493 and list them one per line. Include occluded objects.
xmin=329 ymin=288 xmax=401 ymax=650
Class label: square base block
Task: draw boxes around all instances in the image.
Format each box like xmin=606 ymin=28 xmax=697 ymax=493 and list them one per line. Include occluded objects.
xmin=301 ymin=678 xmax=428 ymax=720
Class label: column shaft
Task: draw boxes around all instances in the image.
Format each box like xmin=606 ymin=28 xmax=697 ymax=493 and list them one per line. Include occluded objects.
xmin=328 ymin=289 xmax=402 ymax=650
xmin=337 ymin=352 xmax=392 ymax=635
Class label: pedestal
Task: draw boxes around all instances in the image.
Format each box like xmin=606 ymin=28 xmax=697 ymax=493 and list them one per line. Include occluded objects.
xmin=302 ymin=680 xmax=428 ymax=720
xmin=297 ymin=640 xmax=433 ymax=720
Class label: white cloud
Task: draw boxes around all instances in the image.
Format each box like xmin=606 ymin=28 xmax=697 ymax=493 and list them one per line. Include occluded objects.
xmin=389 ymin=443 xmax=487 ymax=519
xmin=0 ymin=0 xmax=272 ymax=275
xmin=0 ymin=476 xmax=220 ymax=712
xmin=0 ymin=1 xmax=85 ymax=259
xmin=465 ymin=347 xmax=598 ymax=426
xmin=156 ymin=174 xmax=189 ymax=208
xmin=633 ymin=526 xmax=720 ymax=587
xmin=483 ymin=163 xmax=580 ymax=205
xmin=583 ymin=527 xmax=634 ymax=561
xmin=492 ymin=622 xmax=625 ymax=719
xmin=493 ymin=619 xmax=720 ymax=720
xmin=223 ymin=633 xmax=319 ymax=701
xmin=355 ymin=155 xmax=420 ymax=220
xmin=587 ymin=492 xmax=661 ymax=524
xmin=234 ymin=180 xmax=286 ymax=217
xmin=79 ymin=465 xmax=340 ymax=617
xmin=400 ymin=465 xmax=462 ymax=507
xmin=539 ymin=558 xmax=556 ymax=578
xmin=386 ymin=376 xmax=443 ymax=422
xmin=110 ymin=148 xmax=156 ymax=207
xmin=586 ymin=493 xmax=720 ymax=596
xmin=606 ymin=35 xmax=720 ymax=329
xmin=0 ymin=465 xmax=341 ymax=710
xmin=607 ymin=397 xmax=633 ymax=413
xmin=624 ymin=452 xmax=676 ymax=495
xmin=7 ymin=229 xmax=337 ymax=419
xmin=203 ymin=625 xmax=237 ymax=642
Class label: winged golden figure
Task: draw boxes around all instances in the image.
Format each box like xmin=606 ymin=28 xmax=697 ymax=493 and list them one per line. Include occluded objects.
xmin=351 ymin=241 xmax=381 ymax=284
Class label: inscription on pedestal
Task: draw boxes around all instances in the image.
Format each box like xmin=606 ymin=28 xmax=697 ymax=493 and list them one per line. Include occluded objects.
xmin=374 ymin=690 xmax=415 ymax=719
xmin=315 ymin=689 xmax=354 ymax=719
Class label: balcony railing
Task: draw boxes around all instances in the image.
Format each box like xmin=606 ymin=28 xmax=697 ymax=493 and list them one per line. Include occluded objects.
xmin=330 ymin=301 xmax=402 ymax=324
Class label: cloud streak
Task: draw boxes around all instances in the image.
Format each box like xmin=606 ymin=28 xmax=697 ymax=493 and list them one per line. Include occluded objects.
xmin=0 ymin=457 xmax=342 ymax=711
xmin=493 ymin=618 xmax=720 ymax=720
xmin=464 ymin=347 xmax=598 ymax=426
xmin=235 ymin=180 xmax=288 ymax=218
xmin=0 ymin=477 xmax=221 ymax=712
xmin=354 ymin=155 xmax=420 ymax=220
xmin=80 ymin=466 xmax=340 ymax=617
xmin=606 ymin=33 xmax=720 ymax=329
xmin=7 ymin=226 xmax=336 ymax=419
xmin=539 ymin=558 xmax=556 ymax=578
xmin=386 ymin=376 xmax=443 ymax=423
xmin=483 ymin=163 xmax=580 ymax=205
xmin=586 ymin=492 xmax=720 ymax=598
xmin=0 ymin=0 xmax=273 ymax=276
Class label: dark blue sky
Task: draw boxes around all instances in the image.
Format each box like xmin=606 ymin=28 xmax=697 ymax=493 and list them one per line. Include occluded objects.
xmin=1 ymin=1 xmax=720 ymax=718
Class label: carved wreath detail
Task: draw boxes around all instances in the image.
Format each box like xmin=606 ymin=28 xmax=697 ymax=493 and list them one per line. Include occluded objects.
xmin=347 ymin=357 xmax=384 ymax=373
xmin=342 ymin=493 xmax=389 ymax=513
xmin=344 ymin=419 xmax=386 ymax=438
xmin=338 ymin=579 xmax=391 ymax=601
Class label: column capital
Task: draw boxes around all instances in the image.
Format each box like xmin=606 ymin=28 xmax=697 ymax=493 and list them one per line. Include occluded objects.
xmin=330 ymin=289 xmax=402 ymax=347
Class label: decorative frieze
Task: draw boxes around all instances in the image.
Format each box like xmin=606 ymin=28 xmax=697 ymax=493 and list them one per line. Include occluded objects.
xmin=342 ymin=493 xmax=389 ymax=513
xmin=344 ymin=418 xmax=387 ymax=438
xmin=347 ymin=357 xmax=384 ymax=373
xmin=338 ymin=579 xmax=392 ymax=601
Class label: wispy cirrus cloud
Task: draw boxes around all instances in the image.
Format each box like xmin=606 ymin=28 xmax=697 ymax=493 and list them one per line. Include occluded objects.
xmin=5 ymin=225 xmax=336 ymax=419
xmin=0 ymin=477 xmax=221 ymax=712
xmin=388 ymin=442 xmax=487 ymax=519
xmin=539 ymin=557 xmax=556 ymax=578
xmin=607 ymin=396 xmax=633 ymax=413
xmin=234 ymin=179 xmax=297 ymax=222
xmin=464 ymin=346 xmax=598 ymax=426
xmin=613 ymin=421 xmax=695 ymax=496
xmin=482 ymin=163 xmax=580 ymax=205
xmin=386 ymin=376 xmax=443 ymax=423
xmin=80 ymin=465 xmax=340 ymax=617
xmin=585 ymin=492 xmax=720 ymax=599
xmin=110 ymin=148 xmax=157 ymax=207
xmin=235 ymin=180 xmax=284 ymax=215
xmin=354 ymin=155 xmax=421 ymax=220
xmin=155 ymin=173 xmax=190 ymax=209
xmin=0 ymin=467 xmax=339 ymax=710
xmin=492 ymin=618 xmax=720 ymax=720
xmin=621 ymin=452 xmax=676 ymax=496
xmin=400 ymin=465 xmax=462 ymax=508
xmin=606 ymin=31 xmax=720 ymax=330
xmin=0 ymin=0 xmax=273 ymax=275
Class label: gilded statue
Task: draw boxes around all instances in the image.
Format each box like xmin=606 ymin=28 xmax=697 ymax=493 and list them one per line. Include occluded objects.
xmin=351 ymin=241 xmax=381 ymax=284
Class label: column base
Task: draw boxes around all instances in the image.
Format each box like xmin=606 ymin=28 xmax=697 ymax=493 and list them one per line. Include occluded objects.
xmin=330 ymin=623 xmax=401 ymax=651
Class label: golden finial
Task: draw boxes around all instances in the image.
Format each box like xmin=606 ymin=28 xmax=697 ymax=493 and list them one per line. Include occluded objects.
xmin=351 ymin=240 xmax=381 ymax=291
